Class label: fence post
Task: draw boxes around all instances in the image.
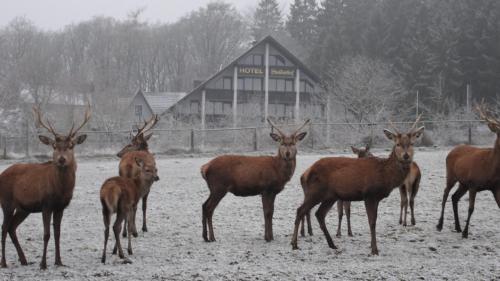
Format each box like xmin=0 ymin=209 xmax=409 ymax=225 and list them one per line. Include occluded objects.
xmin=2 ymin=136 xmax=6 ymax=159
xmin=253 ymin=127 xmax=258 ymax=151
xmin=310 ymin=122 xmax=314 ymax=149
xmin=190 ymin=129 xmax=195 ymax=152
xmin=24 ymin=119 xmax=30 ymax=157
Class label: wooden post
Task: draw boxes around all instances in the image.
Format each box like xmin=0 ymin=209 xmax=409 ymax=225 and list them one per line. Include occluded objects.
xmin=24 ymin=119 xmax=29 ymax=157
xmin=253 ymin=127 xmax=258 ymax=151
xmin=467 ymin=84 xmax=472 ymax=144
xmin=310 ymin=122 xmax=314 ymax=149
xmin=201 ymin=89 xmax=206 ymax=130
xmin=190 ymin=129 xmax=195 ymax=152
xmin=233 ymin=66 xmax=238 ymax=128
xmin=2 ymin=136 xmax=6 ymax=159
xmin=416 ymin=90 xmax=419 ymax=119
xmin=295 ymin=68 xmax=300 ymax=122
xmin=264 ymin=43 xmax=269 ymax=122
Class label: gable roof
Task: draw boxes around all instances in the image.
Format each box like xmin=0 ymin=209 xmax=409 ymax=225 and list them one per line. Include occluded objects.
xmin=165 ymin=35 xmax=321 ymax=114
xmin=143 ymin=91 xmax=187 ymax=114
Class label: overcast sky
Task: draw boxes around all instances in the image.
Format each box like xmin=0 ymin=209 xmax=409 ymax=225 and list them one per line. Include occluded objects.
xmin=1 ymin=0 xmax=292 ymax=30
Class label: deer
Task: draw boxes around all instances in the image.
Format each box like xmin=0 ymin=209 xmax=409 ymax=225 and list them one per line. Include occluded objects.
xmin=200 ymin=118 xmax=309 ymax=242
xmin=100 ymin=155 xmax=159 ymax=264
xmin=436 ymin=102 xmax=500 ymax=238
xmin=291 ymin=116 xmax=424 ymax=255
xmin=0 ymin=104 xmax=90 ymax=269
xmin=298 ymin=144 xmax=374 ymax=238
xmin=117 ymin=114 xmax=159 ymax=238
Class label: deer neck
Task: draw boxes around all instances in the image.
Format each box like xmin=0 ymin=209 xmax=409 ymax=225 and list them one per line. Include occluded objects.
xmin=490 ymin=136 xmax=500 ymax=170
xmin=382 ymin=150 xmax=410 ymax=189
xmin=53 ymin=161 xmax=77 ymax=191
xmin=274 ymin=154 xmax=296 ymax=183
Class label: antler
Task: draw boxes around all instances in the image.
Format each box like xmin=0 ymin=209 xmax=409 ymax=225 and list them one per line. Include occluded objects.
xmin=68 ymin=102 xmax=91 ymax=137
xmin=136 ymin=114 xmax=160 ymax=137
xmin=475 ymin=100 xmax=499 ymax=126
xmin=409 ymin=113 xmax=423 ymax=133
xmin=293 ymin=119 xmax=311 ymax=135
xmin=266 ymin=118 xmax=285 ymax=136
xmin=387 ymin=119 xmax=400 ymax=134
xmin=33 ymin=106 xmax=58 ymax=137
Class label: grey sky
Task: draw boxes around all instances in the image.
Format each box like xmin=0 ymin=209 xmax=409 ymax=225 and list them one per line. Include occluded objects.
xmin=1 ymin=0 xmax=292 ymax=30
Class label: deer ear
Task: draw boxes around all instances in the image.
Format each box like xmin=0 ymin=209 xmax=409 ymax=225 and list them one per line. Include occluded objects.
xmin=383 ymin=129 xmax=396 ymax=141
xmin=135 ymin=157 xmax=144 ymax=168
xmin=38 ymin=135 xmax=54 ymax=146
xmin=295 ymin=132 xmax=307 ymax=142
xmin=74 ymin=134 xmax=87 ymax=145
xmin=351 ymin=146 xmax=359 ymax=154
xmin=411 ymin=126 xmax=425 ymax=140
xmin=270 ymin=133 xmax=282 ymax=142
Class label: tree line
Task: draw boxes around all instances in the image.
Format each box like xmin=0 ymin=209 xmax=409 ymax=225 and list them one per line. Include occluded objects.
xmin=0 ymin=0 xmax=499 ymax=131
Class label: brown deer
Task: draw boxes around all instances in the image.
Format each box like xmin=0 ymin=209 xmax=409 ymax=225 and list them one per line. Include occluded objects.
xmin=291 ymin=116 xmax=424 ymax=255
xmin=201 ymin=118 xmax=309 ymax=242
xmin=436 ymin=102 xmax=500 ymax=237
xmin=117 ymin=115 xmax=159 ymax=238
xmin=0 ymin=105 xmax=90 ymax=269
xmin=100 ymin=155 xmax=159 ymax=264
xmin=298 ymin=144 xmax=373 ymax=238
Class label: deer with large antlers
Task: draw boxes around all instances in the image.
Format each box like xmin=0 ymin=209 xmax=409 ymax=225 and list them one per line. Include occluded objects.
xmin=0 ymin=104 xmax=90 ymax=269
xmin=437 ymin=102 xmax=500 ymax=237
xmin=200 ymin=118 xmax=309 ymax=242
xmin=117 ymin=114 xmax=160 ymax=237
xmin=292 ymin=116 xmax=424 ymax=255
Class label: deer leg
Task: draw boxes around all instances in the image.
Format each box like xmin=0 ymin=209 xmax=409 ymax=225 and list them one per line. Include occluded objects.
xmin=40 ymin=209 xmax=53 ymax=270
xmin=462 ymin=189 xmax=477 ymax=239
xmin=8 ymin=209 xmax=29 ymax=266
xmin=206 ymin=191 xmax=226 ymax=242
xmin=101 ymin=208 xmax=111 ymax=264
xmin=336 ymin=200 xmax=344 ymax=237
xmin=300 ymin=215 xmax=305 ymax=237
xmin=127 ymin=211 xmax=134 ymax=255
xmin=123 ymin=205 xmax=138 ymax=238
xmin=291 ymin=196 xmax=322 ymax=250
xmin=452 ymin=184 xmax=467 ymax=233
xmin=262 ymin=193 xmax=276 ymax=242
xmin=1 ymin=207 xmax=13 ymax=268
xmin=364 ymin=199 xmax=380 ymax=255
xmin=53 ymin=210 xmax=64 ymax=266
xmin=202 ymin=193 xmax=212 ymax=242
xmin=113 ymin=212 xmax=126 ymax=259
xmin=316 ymin=199 xmax=337 ymax=249
xmin=122 ymin=218 xmax=127 ymax=238
xmin=345 ymin=201 xmax=353 ymax=237
xmin=142 ymin=192 xmax=149 ymax=232
xmin=399 ymin=186 xmax=408 ymax=226
xmin=306 ymin=211 xmax=313 ymax=236
xmin=437 ymin=178 xmax=457 ymax=231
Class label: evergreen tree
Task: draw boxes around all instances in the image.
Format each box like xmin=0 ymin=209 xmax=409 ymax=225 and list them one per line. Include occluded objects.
xmin=287 ymin=0 xmax=318 ymax=49
xmin=252 ymin=0 xmax=284 ymax=41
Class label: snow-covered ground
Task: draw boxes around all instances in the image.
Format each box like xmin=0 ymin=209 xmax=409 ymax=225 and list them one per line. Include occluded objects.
xmin=0 ymin=149 xmax=498 ymax=280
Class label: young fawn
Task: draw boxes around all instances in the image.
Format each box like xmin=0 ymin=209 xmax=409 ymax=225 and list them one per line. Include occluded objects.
xmin=100 ymin=156 xmax=159 ymax=264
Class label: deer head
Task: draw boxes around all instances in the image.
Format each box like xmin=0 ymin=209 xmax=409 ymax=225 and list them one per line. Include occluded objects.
xmin=33 ymin=103 xmax=91 ymax=168
xmin=351 ymin=142 xmax=372 ymax=158
xmin=476 ymin=101 xmax=500 ymax=135
xmin=267 ymin=118 xmax=310 ymax=161
xmin=383 ymin=115 xmax=424 ymax=164
xmin=135 ymin=157 xmax=160 ymax=183
xmin=117 ymin=114 xmax=160 ymax=158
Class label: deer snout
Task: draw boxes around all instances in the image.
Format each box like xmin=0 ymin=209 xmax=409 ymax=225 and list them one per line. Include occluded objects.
xmin=403 ymin=153 xmax=410 ymax=161
xmin=57 ymin=157 xmax=66 ymax=166
xmin=285 ymin=151 xmax=291 ymax=158
xmin=153 ymin=175 xmax=160 ymax=181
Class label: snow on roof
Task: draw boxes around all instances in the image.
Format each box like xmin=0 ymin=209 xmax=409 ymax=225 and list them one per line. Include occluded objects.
xmin=142 ymin=92 xmax=187 ymax=114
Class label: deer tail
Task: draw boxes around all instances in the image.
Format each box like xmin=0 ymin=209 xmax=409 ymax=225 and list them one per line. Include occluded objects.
xmin=200 ymin=163 xmax=210 ymax=181
xmin=102 ymin=186 xmax=121 ymax=213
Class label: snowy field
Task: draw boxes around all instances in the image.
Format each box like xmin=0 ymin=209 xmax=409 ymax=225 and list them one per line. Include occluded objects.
xmin=0 ymin=149 xmax=498 ymax=280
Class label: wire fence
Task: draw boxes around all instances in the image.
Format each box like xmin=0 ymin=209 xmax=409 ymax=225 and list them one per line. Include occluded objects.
xmin=0 ymin=119 xmax=494 ymax=159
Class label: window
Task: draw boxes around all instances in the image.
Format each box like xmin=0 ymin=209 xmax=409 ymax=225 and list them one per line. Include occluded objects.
xmin=223 ymin=103 xmax=232 ymax=115
xmin=285 ymin=80 xmax=294 ymax=92
xmin=242 ymin=54 xmax=263 ymax=66
xmin=269 ymin=79 xmax=277 ymax=91
xmin=244 ymin=78 xmax=253 ymax=91
xmin=223 ymin=77 xmax=232 ymax=90
xmin=276 ymin=79 xmax=285 ymax=91
xmin=285 ymin=105 xmax=295 ymax=118
xmin=269 ymin=55 xmax=286 ymax=66
xmin=190 ymin=101 xmax=200 ymax=114
xmin=206 ymin=101 xmax=214 ymax=115
xmin=135 ymin=105 xmax=142 ymax=117
xmin=214 ymin=102 xmax=223 ymax=114
xmin=253 ymin=78 xmax=262 ymax=91
xmin=300 ymin=80 xmax=314 ymax=92
xmin=238 ymin=78 xmax=244 ymax=90
xmin=276 ymin=104 xmax=285 ymax=116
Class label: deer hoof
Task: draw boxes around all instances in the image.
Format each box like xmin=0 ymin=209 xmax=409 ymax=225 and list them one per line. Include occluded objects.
xmin=40 ymin=261 xmax=47 ymax=270
xmin=371 ymin=249 xmax=379 ymax=256
xmin=1 ymin=261 xmax=7 ymax=268
xmin=142 ymin=227 xmax=148 ymax=232
xmin=128 ymin=249 xmax=133 ymax=255
xmin=348 ymin=232 xmax=353 ymax=237
xmin=132 ymin=232 xmax=138 ymax=238
xmin=462 ymin=231 xmax=469 ymax=239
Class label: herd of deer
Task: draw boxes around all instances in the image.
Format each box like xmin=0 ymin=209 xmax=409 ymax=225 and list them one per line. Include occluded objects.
xmin=0 ymin=102 xmax=498 ymax=269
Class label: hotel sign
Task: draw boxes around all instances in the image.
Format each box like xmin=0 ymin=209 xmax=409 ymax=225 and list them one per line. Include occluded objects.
xmin=238 ymin=66 xmax=296 ymax=78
